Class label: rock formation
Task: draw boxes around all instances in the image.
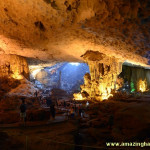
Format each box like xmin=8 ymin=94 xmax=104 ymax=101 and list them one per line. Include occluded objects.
xmin=0 ymin=0 xmax=150 ymax=99
xmin=0 ymin=0 xmax=149 ymax=66
xmin=74 ymin=51 xmax=122 ymax=101
xmin=0 ymin=54 xmax=32 ymax=97
xmin=121 ymin=65 xmax=150 ymax=92
xmin=0 ymin=54 xmax=29 ymax=79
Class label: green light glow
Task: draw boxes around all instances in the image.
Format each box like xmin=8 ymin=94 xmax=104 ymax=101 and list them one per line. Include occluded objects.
xmin=130 ymin=81 xmax=135 ymax=92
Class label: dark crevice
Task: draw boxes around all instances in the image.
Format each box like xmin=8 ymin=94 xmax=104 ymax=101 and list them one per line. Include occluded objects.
xmin=67 ymin=5 xmax=72 ymax=11
xmin=43 ymin=0 xmax=58 ymax=10
xmin=64 ymin=1 xmax=69 ymax=7
xmin=34 ymin=21 xmax=46 ymax=31
xmin=4 ymin=9 xmax=18 ymax=25
xmin=51 ymin=1 xmax=58 ymax=10
xmin=43 ymin=0 xmax=51 ymax=4
xmin=4 ymin=8 xmax=8 ymax=12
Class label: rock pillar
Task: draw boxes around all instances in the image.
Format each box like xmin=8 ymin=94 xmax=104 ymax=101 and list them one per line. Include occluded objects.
xmin=74 ymin=51 xmax=123 ymax=101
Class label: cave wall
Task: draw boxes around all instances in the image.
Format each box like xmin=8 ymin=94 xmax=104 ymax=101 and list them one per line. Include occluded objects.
xmin=121 ymin=65 xmax=150 ymax=92
xmin=0 ymin=54 xmax=29 ymax=79
xmin=0 ymin=0 xmax=149 ymax=65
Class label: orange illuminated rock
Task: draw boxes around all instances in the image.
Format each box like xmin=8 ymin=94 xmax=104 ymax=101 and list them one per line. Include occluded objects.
xmin=74 ymin=51 xmax=123 ymax=101
xmin=0 ymin=0 xmax=149 ymax=66
xmin=0 ymin=54 xmax=29 ymax=79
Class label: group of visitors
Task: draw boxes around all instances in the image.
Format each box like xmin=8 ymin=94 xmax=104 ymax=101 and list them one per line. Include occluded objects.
xmin=34 ymin=90 xmax=43 ymax=101
xmin=56 ymin=100 xmax=85 ymax=119
xmin=19 ymin=98 xmax=56 ymax=125
xmin=19 ymin=90 xmax=88 ymax=125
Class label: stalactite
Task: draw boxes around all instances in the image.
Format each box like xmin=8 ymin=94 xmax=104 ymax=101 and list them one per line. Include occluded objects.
xmin=74 ymin=51 xmax=123 ymax=101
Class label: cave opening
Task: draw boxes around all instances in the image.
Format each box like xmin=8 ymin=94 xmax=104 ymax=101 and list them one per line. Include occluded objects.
xmin=30 ymin=62 xmax=90 ymax=100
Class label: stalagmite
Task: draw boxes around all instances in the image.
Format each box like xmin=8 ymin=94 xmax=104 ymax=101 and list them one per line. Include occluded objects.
xmin=74 ymin=51 xmax=123 ymax=101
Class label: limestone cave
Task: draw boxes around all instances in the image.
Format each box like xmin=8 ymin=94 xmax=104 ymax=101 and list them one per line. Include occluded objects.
xmin=0 ymin=0 xmax=150 ymax=149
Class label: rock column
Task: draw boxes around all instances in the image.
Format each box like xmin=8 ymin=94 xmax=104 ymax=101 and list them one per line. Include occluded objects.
xmin=74 ymin=51 xmax=123 ymax=101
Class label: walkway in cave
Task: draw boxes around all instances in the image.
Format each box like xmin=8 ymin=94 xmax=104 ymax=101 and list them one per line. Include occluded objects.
xmin=0 ymin=115 xmax=67 ymax=128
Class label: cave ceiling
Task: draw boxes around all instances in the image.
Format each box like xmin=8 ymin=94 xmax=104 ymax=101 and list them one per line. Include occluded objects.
xmin=0 ymin=0 xmax=150 ymax=66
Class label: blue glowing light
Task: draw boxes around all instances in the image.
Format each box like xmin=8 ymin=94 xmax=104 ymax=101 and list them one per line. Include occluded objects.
xmin=69 ymin=63 xmax=80 ymax=66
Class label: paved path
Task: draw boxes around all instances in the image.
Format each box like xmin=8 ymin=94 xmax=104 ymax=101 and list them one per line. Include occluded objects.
xmin=0 ymin=115 xmax=67 ymax=128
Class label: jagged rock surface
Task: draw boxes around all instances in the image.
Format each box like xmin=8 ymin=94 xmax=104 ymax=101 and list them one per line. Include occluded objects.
xmin=0 ymin=54 xmax=29 ymax=79
xmin=0 ymin=0 xmax=149 ymax=66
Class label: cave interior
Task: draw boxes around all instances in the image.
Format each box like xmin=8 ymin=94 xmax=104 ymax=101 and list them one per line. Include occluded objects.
xmin=0 ymin=0 xmax=150 ymax=149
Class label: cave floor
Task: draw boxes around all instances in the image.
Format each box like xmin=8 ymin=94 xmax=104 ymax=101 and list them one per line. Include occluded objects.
xmin=1 ymin=97 xmax=150 ymax=150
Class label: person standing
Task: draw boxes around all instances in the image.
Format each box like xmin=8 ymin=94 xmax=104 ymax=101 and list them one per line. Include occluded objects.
xmin=70 ymin=107 xmax=75 ymax=118
xmin=64 ymin=100 xmax=67 ymax=108
xmin=20 ymin=98 xmax=27 ymax=126
xmin=50 ymin=104 xmax=56 ymax=120
xmin=46 ymin=96 xmax=52 ymax=107
xmin=34 ymin=90 xmax=38 ymax=98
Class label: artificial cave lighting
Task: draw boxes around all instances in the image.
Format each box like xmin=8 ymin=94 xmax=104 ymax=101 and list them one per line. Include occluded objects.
xmin=121 ymin=65 xmax=150 ymax=93
xmin=73 ymin=93 xmax=84 ymax=101
xmin=101 ymin=91 xmax=113 ymax=100
xmin=99 ymin=86 xmax=113 ymax=100
xmin=138 ymin=79 xmax=147 ymax=92
xmin=0 ymin=54 xmax=29 ymax=80
xmin=12 ymin=73 xmax=23 ymax=80
xmin=131 ymin=81 xmax=136 ymax=92
xmin=0 ymin=0 xmax=150 ymax=148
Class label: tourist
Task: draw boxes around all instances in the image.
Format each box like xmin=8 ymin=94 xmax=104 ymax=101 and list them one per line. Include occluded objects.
xmin=34 ymin=90 xmax=38 ymax=98
xmin=56 ymin=99 xmax=59 ymax=108
xmin=79 ymin=104 xmax=83 ymax=117
xmin=43 ymin=97 xmax=47 ymax=105
xmin=20 ymin=98 xmax=27 ymax=126
xmin=46 ymin=96 xmax=52 ymax=107
xmin=70 ymin=107 xmax=75 ymax=118
xmin=50 ymin=104 xmax=56 ymax=120
xmin=76 ymin=103 xmax=80 ymax=116
xmin=64 ymin=100 xmax=67 ymax=108
xmin=39 ymin=94 xmax=42 ymax=102
xmin=81 ymin=109 xmax=84 ymax=118
xmin=66 ymin=108 xmax=70 ymax=120
xmin=38 ymin=91 xmax=42 ymax=100
xmin=74 ymin=102 xmax=78 ymax=116
xmin=86 ymin=101 xmax=89 ymax=107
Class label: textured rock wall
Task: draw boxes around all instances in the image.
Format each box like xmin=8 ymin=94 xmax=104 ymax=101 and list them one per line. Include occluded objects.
xmin=121 ymin=65 xmax=150 ymax=92
xmin=0 ymin=54 xmax=29 ymax=79
xmin=0 ymin=0 xmax=149 ymax=65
